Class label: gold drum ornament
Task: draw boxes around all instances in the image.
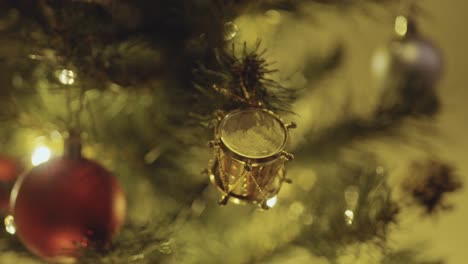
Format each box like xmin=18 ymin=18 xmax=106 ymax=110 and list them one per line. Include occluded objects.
xmin=208 ymin=108 xmax=295 ymax=209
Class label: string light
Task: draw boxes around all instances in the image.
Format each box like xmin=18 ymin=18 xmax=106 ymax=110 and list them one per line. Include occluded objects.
xmin=344 ymin=209 xmax=354 ymax=225
xmin=395 ymin=15 xmax=408 ymax=37
xmin=58 ymin=69 xmax=76 ymax=85
xmin=265 ymin=196 xmax=278 ymax=208
xmin=31 ymin=146 xmax=51 ymax=166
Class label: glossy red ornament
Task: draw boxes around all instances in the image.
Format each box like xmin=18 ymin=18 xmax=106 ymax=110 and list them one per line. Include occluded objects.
xmin=0 ymin=156 xmax=22 ymax=215
xmin=11 ymin=157 xmax=126 ymax=262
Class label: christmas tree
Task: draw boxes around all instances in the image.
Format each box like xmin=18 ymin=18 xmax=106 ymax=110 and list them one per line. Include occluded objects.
xmin=0 ymin=1 xmax=464 ymax=263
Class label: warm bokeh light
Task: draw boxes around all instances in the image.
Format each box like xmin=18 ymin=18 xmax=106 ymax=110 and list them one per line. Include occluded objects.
xmin=31 ymin=146 xmax=51 ymax=166
xmin=344 ymin=209 xmax=354 ymax=225
xmin=288 ymin=202 xmax=305 ymax=220
xmin=371 ymin=47 xmax=390 ymax=80
xmin=395 ymin=15 xmax=408 ymax=37
xmin=231 ymin=197 xmax=242 ymax=205
xmin=266 ymin=196 xmax=278 ymax=208
xmin=58 ymin=69 xmax=76 ymax=85
xmin=4 ymin=215 xmax=16 ymax=235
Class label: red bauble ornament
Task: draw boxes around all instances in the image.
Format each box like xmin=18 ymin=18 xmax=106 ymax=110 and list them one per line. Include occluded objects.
xmin=11 ymin=157 xmax=126 ymax=262
xmin=0 ymin=156 xmax=22 ymax=215
xmin=0 ymin=156 xmax=21 ymax=182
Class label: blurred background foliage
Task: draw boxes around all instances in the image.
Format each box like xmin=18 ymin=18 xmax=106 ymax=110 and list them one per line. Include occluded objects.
xmin=0 ymin=0 xmax=466 ymax=263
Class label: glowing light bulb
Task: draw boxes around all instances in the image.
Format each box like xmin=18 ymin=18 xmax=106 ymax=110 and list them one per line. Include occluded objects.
xmin=265 ymin=196 xmax=278 ymax=208
xmin=344 ymin=209 xmax=354 ymax=225
xmin=58 ymin=69 xmax=76 ymax=85
xmin=32 ymin=146 xmax=51 ymax=166
xmin=395 ymin=15 xmax=408 ymax=37
xmin=4 ymin=215 xmax=16 ymax=235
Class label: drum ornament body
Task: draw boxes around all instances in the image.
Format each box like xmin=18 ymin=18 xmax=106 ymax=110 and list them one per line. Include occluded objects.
xmin=208 ymin=108 xmax=295 ymax=209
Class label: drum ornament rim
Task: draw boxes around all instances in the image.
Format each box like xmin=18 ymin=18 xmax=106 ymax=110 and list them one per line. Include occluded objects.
xmin=216 ymin=108 xmax=289 ymax=162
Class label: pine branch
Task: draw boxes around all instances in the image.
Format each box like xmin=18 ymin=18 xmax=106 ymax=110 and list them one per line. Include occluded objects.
xmin=193 ymin=41 xmax=297 ymax=118
xmin=296 ymin=79 xmax=441 ymax=158
xmin=247 ymin=155 xmax=399 ymax=262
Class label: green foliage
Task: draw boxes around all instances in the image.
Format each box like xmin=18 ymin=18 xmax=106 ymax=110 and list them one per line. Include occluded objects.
xmin=0 ymin=1 xmax=457 ymax=264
